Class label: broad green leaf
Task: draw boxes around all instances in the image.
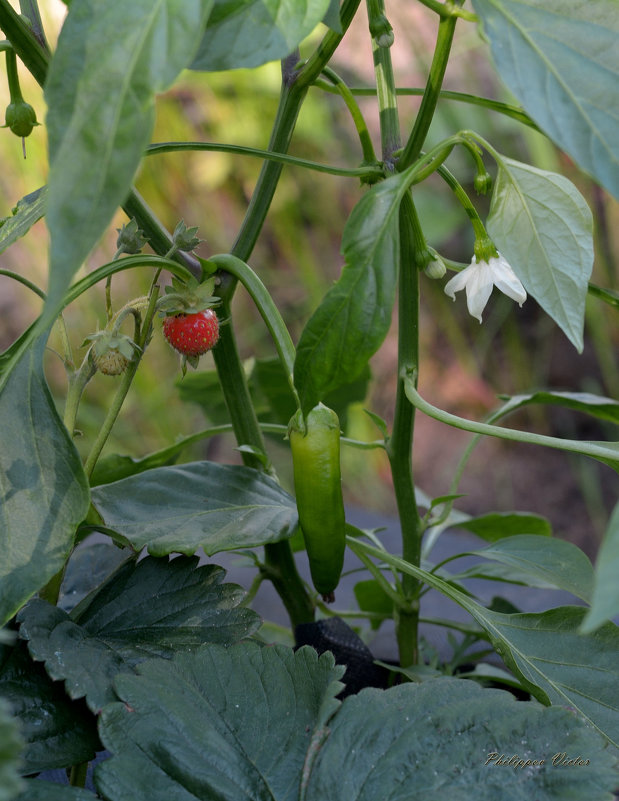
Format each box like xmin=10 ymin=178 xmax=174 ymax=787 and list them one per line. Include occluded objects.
xmin=0 ymin=188 xmax=47 ymax=255
xmin=497 ymin=390 xmax=619 ymax=425
xmin=0 ymin=642 xmax=99 ymax=775
xmin=461 ymin=535 xmax=594 ymax=602
xmin=43 ymin=0 xmax=214 ymax=323
xmin=307 ymin=679 xmax=618 ymax=801
xmin=471 ymin=0 xmax=619 ymax=199
xmin=294 ymin=172 xmax=408 ymax=414
xmin=349 ymin=539 xmax=619 ymax=746
xmin=582 ymin=502 xmax=619 ymax=633
xmin=190 ymin=0 xmax=331 ymax=71
xmin=487 ymin=157 xmax=593 ymax=350
xmin=95 ymin=649 xmax=618 ymax=801
xmin=455 ymin=512 xmax=552 ymax=542
xmin=18 ymin=556 xmax=260 ymax=712
xmin=0 ymin=339 xmax=89 ymax=627
xmin=14 ymin=783 xmax=97 ymax=801
xmin=0 ymin=697 xmax=23 ymax=801
xmin=91 ymin=461 xmax=298 ymax=555
xmin=95 ymin=643 xmax=344 ymax=801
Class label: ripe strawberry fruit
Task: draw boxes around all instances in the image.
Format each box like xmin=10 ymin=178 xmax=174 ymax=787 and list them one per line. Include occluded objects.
xmin=163 ymin=309 xmax=219 ymax=358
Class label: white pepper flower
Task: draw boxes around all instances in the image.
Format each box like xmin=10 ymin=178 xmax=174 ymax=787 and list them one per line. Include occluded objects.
xmin=444 ymin=252 xmax=526 ymax=323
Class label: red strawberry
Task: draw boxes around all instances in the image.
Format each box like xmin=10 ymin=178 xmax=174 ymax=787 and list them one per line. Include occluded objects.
xmin=163 ymin=309 xmax=219 ymax=358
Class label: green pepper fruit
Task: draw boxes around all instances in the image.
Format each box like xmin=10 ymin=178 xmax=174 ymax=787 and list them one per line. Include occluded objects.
xmin=289 ymin=403 xmax=346 ymax=601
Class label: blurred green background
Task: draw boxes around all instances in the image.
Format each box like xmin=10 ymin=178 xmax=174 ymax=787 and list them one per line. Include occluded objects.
xmin=1 ymin=1 xmax=618 ymax=555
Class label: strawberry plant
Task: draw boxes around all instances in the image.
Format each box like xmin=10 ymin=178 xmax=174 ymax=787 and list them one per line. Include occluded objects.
xmin=0 ymin=1 xmax=618 ymax=798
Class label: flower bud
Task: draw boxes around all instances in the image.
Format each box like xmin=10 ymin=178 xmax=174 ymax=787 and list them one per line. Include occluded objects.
xmin=4 ymin=100 xmax=38 ymax=138
xmin=474 ymin=171 xmax=493 ymax=195
xmin=424 ymin=248 xmax=447 ymax=279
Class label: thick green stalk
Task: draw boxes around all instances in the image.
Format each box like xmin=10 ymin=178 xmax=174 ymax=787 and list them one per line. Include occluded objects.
xmin=398 ymin=5 xmax=462 ymax=170
xmin=366 ymin=0 xmax=424 ymax=667
xmin=388 ymin=192 xmax=424 ymax=667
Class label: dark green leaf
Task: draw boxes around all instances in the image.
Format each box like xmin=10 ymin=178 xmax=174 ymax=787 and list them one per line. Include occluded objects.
xmin=455 ymin=512 xmax=552 ymax=542
xmin=18 ymin=557 xmax=260 ymax=712
xmin=0 ymin=642 xmax=98 ymax=775
xmin=0 ymin=696 xmax=24 ymax=800
xmin=497 ymin=390 xmax=619 ymax=426
xmin=353 ymin=579 xmax=392 ymax=630
xmin=461 ymin=535 xmax=594 ymax=602
xmin=307 ymin=678 xmax=618 ymax=800
xmin=487 ymin=158 xmax=593 ymax=351
xmin=0 ymin=338 xmax=90 ymax=627
xmin=0 ymin=187 xmax=47 ymax=255
xmin=43 ymin=0 xmax=214 ymax=322
xmin=95 ymin=643 xmax=344 ymax=801
xmin=191 ymin=0 xmax=331 ymax=71
xmin=582 ymin=501 xmax=619 ymax=632
xmin=91 ymin=461 xmax=298 ymax=556
xmin=471 ymin=0 xmax=619 ymax=199
xmin=294 ymin=172 xmax=408 ymax=414
xmin=14 ymin=782 xmax=97 ymax=801
xmin=58 ymin=543 xmax=136 ymax=613
xmin=94 ymin=647 xmax=618 ymax=801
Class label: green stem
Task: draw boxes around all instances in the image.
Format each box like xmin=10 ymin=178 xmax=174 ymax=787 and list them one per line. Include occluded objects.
xmin=319 ymin=66 xmax=378 ymax=165
xmin=0 ymin=0 xmax=48 ymax=86
xmin=416 ymin=0 xmax=478 ymax=22
xmin=404 ymin=379 xmax=619 ymax=466
xmin=69 ymin=762 xmax=89 ymax=789
xmin=387 ymin=192 xmax=425 ymax=667
xmin=398 ymin=7 xmax=461 ymax=170
xmin=122 ymin=189 xmax=202 ymax=280
xmin=315 ymin=84 xmax=540 ymax=131
xmin=370 ymin=0 xmax=400 ymax=163
xmin=296 ymin=0 xmax=363 ymax=89
xmin=437 ymin=162 xmax=487 ymax=240
xmin=4 ymin=45 xmax=23 ymax=101
xmin=0 ymin=268 xmax=45 ymax=299
xmin=146 ymin=141 xmax=382 ymax=179
xmin=207 ymin=253 xmax=299 ymax=405
xmin=83 ymin=300 xmax=150 ymax=478
xmin=63 ymin=355 xmax=96 ymax=438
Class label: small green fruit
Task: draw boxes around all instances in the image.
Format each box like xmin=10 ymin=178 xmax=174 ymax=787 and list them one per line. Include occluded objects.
xmin=5 ymin=100 xmax=38 ymax=138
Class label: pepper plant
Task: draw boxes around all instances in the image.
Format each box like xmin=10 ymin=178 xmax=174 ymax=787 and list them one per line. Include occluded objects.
xmin=1 ymin=0 xmax=619 ymax=798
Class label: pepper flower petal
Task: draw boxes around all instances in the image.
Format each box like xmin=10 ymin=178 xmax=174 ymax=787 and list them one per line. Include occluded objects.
xmin=444 ymin=253 xmax=526 ymax=323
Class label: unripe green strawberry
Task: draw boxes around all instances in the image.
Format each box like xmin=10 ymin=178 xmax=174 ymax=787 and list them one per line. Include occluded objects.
xmin=94 ymin=349 xmax=130 ymax=376
xmin=163 ymin=309 xmax=219 ymax=358
xmin=83 ymin=330 xmax=140 ymax=376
